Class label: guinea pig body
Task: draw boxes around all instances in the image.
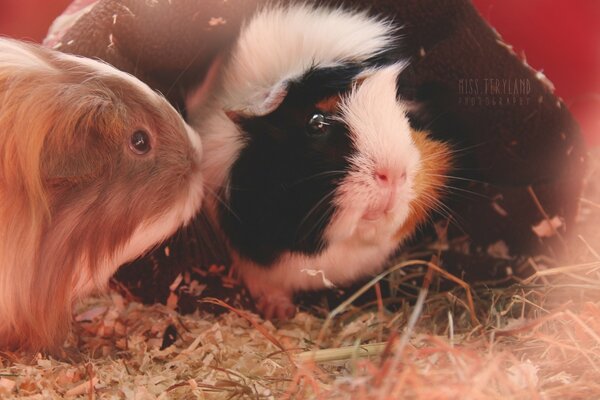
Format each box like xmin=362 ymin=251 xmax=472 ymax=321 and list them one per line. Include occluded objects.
xmin=0 ymin=38 xmax=204 ymax=351
xmin=193 ymin=5 xmax=451 ymax=319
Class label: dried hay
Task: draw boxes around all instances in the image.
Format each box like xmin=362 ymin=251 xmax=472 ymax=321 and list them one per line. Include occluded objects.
xmin=1 ymin=254 xmax=599 ymax=399
xmin=1 ymin=155 xmax=599 ymax=399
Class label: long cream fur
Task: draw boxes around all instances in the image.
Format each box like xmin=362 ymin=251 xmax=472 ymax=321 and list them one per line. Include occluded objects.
xmin=0 ymin=38 xmax=203 ymax=352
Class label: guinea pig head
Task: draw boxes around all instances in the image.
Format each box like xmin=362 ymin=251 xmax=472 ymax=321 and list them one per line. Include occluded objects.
xmin=196 ymin=5 xmax=451 ymax=272
xmin=0 ymin=39 xmax=203 ymax=351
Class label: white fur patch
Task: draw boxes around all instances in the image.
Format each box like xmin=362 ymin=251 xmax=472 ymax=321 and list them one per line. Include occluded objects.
xmin=238 ymin=240 xmax=396 ymax=301
xmin=219 ymin=4 xmax=395 ymax=115
xmin=0 ymin=39 xmax=54 ymax=71
xmin=341 ymin=64 xmax=415 ymax=177
xmin=327 ymin=63 xmax=420 ymax=242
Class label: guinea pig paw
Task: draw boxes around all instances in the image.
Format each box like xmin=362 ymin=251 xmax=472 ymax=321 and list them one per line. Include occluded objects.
xmin=256 ymin=293 xmax=297 ymax=321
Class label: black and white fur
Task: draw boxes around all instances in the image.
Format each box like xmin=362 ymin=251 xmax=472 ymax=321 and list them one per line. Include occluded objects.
xmin=192 ymin=4 xmax=449 ymax=319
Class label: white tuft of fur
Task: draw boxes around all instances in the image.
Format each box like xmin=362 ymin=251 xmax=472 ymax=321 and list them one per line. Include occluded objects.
xmin=0 ymin=39 xmax=53 ymax=71
xmin=326 ymin=63 xmax=420 ymax=243
xmin=219 ymin=4 xmax=395 ymax=115
xmin=342 ymin=63 xmax=416 ymax=178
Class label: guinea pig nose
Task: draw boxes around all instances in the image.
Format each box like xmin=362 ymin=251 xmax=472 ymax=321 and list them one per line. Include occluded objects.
xmin=374 ymin=170 xmax=407 ymax=186
xmin=374 ymin=171 xmax=390 ymax=185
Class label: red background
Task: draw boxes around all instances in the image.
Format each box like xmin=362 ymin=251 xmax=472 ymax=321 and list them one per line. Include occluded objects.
xmin=1 ymin=0 xmax=599 ymax=145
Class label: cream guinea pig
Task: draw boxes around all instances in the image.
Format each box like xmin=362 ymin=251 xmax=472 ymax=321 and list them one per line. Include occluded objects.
xmin=191 ymin=5 xmax=452 ymax=320
xmin=0 ymin=38 xmax=204 ymax=351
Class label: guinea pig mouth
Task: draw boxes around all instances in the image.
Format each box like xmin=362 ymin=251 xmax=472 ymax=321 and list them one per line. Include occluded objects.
xmin=361 ymin=190 xmax=397 ymax=221
xmin=362 ymin=205 xmax=392 ymax=221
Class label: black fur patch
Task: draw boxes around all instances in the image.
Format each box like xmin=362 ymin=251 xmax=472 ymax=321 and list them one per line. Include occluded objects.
xmin=219 ymin=66 xmax=363 ymax=266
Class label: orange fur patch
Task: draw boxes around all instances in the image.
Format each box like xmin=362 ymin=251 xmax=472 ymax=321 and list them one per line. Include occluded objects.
xmin=395 ymin=130 xmax=453 ymax=241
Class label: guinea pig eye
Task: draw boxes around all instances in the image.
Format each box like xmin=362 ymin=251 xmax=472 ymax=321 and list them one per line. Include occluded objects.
xmin=306 ymin=113 xmax=331 ymax=136
xmin=129 ymin=130 xmax=152 ymax=155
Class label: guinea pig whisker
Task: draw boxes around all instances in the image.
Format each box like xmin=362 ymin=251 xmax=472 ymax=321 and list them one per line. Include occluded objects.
xmin=425 ymin=173 xmax=486 ymax=186
xmin=420 ymin=172 xmax=488 ymax=196
xmin=443 ymin=141 xmax=491 ymax=157
xmin=418 ymin=192 xmax=466 ymax=233
xmin=185 ymin=212 xmax=228 ymax=265
xmin=419 ymin=192 xmax=452 ymax=218
xmin=411 ymin=198 xmax=451 ymax=235
xmin=132 ymin=34 xmax=148 ymax=81
xmin=428 ymin=181 xmax=492 ymax=201
xmin=296 ymin=189 xmax=337 ymax=242
xmin=165 ymin=46 xmax=205 ymax=99
xmin=298 ymin=207 xmax=334 ymax=247
xmin=413 ymin=109 xmax=452 ymax=133
xmin=298 ymin=189 xmax=337 ymax=230
xmin=203 ymin=182 xmax=244 ymax=192
xmin=288 ymin=170 xmax=346 ymax=187
xmin=204 ymin=185 xmax=241 ymax=223
xmin=419 ymin=141 xmax=490 ymax=168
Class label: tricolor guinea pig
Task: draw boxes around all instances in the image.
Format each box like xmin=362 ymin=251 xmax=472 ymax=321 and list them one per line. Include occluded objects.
xmin=192 ymin=5 xmax=452 ymax=320
xmin=0 ymin=38 xmax=203 ymax=351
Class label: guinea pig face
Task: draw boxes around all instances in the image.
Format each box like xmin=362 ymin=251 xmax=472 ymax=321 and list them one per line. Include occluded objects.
xmin=221 ymin=64 xmax=424 ymax=265
xmin=37 ymin=54 xmax=205 ymax=290
xmin=0 ymin=38 xmax=203 ymax=350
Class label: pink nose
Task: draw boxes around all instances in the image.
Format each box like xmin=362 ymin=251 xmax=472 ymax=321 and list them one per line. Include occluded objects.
xmin=374 ymin=170 xmax=407 ymax=186
xmin=375 ymin=171 xmax=389 ymax=184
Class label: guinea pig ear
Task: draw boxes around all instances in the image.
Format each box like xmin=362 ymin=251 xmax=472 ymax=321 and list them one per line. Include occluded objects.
xmin=41 ymin=96 xmax=114 ymax=185
xmin=227 ymin=80 xmax=289 ymax=121
xmin=43 ymin=145 xmax=104 ymax=185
